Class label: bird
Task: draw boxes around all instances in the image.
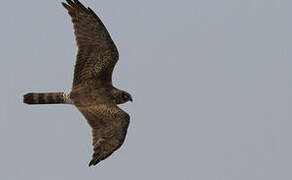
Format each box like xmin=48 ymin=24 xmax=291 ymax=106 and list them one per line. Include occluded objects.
xmin=23 ymin=0 xmax=132 ymax=167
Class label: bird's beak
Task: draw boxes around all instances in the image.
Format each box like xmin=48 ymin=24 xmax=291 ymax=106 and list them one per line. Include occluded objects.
xmin=130 ymin=97 xmax=133 ymax=102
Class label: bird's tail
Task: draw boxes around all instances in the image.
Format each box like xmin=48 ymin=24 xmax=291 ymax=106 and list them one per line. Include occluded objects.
xmin=23 ymin=92 xmax=72 ymax=105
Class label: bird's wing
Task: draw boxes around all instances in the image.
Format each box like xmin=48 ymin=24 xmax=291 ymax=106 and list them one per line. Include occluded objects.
xmin=76 ymin=103 xmax=130 ymax=166
xmin=62 ymin=0 xmax=119 ymax=88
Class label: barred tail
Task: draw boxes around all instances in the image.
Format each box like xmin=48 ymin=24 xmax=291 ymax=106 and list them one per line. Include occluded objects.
xmin=23 ymin=92 xmax=72 ymax=105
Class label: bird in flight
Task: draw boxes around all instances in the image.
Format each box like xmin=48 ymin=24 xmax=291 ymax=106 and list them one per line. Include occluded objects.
xmin=23 ymin=0 xmax=132 ymax=167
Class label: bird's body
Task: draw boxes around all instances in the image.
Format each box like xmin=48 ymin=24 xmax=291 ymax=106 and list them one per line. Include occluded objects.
xmin=23 ymin=0 xmax=132 ymax=166
xmin=70 ymin=80 xmax=130 ymax=106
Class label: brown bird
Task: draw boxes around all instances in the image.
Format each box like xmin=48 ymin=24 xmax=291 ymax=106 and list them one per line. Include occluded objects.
xmin=23 ymin=0 xmax=132 ymax=167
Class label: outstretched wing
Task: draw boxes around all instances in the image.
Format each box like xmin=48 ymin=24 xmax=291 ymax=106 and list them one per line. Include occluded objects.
xmin=62 ymin=0 xmax=119 ymax=87
xmin=76 ymin=103 xmax=130 ymax=166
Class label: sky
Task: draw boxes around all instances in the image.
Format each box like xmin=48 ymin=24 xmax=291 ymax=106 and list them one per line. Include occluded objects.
xmin=0 ymin=0 xmax=291 ymax=179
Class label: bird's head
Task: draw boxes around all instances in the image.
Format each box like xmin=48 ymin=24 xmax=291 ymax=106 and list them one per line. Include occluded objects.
xmin=116 ymin=91 xmax=133 ymax=104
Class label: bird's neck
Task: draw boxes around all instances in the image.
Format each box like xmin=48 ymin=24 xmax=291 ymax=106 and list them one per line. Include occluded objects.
xmin=110 ymin=87 xmax=124 ymax=104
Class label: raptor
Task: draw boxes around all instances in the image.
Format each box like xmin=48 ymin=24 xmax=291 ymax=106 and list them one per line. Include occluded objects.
xmin=23 ymin=0 xmax=132 ymax=166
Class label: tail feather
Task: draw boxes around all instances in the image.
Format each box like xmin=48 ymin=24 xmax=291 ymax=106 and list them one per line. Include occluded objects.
xmin=23 ymin=92 xmax=69 ymax=104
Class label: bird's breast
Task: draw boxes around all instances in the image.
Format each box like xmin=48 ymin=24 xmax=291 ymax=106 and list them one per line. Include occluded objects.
xmin=70 ymin=87 xmax=114 ymax=106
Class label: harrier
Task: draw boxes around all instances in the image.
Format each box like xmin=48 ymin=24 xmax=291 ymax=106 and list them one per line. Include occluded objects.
xmin=23 ymin=0 xmax=132 ymax=166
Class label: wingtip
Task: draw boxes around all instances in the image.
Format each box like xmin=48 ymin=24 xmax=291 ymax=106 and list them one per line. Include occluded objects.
xmin=88 ymin=159 xmax=100 ymax=167
xmin=73 ymin=0 xmax=81 ymax=4
xmin=88 ymin=161 xmax=93 ymax=167
xmin=66 ymin=0 xmax=74 ymax=6
xmin=61 ymin=2 xmax=71 ymax=10
xmin=62 ymin=0 xmax=75 ymax=9
xmin=88 ymin=160 xmax=94 ymax=167
xmin=62 ymin=0 xmax=88 ymax=12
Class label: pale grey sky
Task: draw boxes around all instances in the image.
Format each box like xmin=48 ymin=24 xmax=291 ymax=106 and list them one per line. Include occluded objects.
xmin=0 ymin=0 xmax=291 ymax=179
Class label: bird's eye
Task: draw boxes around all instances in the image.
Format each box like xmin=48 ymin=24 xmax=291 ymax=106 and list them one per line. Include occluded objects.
xmin=123 ymin=94 xmax=129 ymax=99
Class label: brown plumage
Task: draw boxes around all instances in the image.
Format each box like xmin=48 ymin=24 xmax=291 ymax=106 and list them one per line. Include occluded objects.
xmin=23 ymin=0 xmax=132 ymax=166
